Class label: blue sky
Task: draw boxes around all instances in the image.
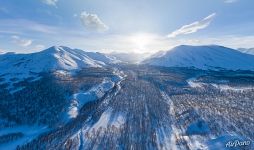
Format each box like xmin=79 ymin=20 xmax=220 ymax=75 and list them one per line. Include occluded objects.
xmin=0 ymin=0 xmax=254 ymax=53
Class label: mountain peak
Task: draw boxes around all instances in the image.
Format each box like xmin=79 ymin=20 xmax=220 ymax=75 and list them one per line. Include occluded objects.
xmin=172 ymin=45 xmax=229 ymax=51
xmin=40 ymin=46 xmax=70 ymax=54
xmin=143 ymin=45 xmax=254 ymax=70
xmin=0 ymin=46 xmax=121 ymax=83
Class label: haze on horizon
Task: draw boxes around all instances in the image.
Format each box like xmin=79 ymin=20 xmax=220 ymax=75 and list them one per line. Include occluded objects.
xmin=0 ymin=0 xmax=254 ymax=54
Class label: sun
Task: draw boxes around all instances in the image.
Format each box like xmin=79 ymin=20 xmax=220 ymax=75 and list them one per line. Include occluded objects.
xmin=129 ymin=33 xmax=153 ymax=52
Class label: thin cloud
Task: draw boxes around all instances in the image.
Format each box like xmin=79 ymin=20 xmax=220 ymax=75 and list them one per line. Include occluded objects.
xmin=0 ymin=19 xmax=57 ymax=34
xmin=167 ymin=13 xmax=216 ymax=38
xmin=42 ymin=0 xmax=58 ymax=6
xmin=27 ymin=44 xmax=46 ymax=52
xmin=224 ymin=0 xmax=238 ymax=3
xmin=34 ymin=44 xmax=45 ymax=50
xmin=11 ymin=35 xmax=32 ymax=47
xmin=0 ymin=30 xmax=21 ymax=35
xmin=80 ymin=11 xmax=109 ymax=32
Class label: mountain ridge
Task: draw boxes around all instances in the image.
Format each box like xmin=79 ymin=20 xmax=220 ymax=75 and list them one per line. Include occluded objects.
xmin=143 ymin=45 xmax=254 ymax=70
xmin=238 ymin=47 xmax=254 ymax=55
xmin=0 ymin=46 xmax=120 ymax=83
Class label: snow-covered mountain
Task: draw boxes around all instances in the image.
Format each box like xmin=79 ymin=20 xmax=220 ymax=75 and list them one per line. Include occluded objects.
xmin=143 ymin=45 xmax=254 ymax=70
xmin=238 ymin=48 xmax=254 ymax=55
xmin=82 ymin=51 xmax=121 ymax=64
xmin=0 ymin=46 xmax=119 ymax=82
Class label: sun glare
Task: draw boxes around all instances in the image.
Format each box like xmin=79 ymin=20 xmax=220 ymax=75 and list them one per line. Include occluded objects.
xmin=129 ymin=33 xmax=154 ymax=53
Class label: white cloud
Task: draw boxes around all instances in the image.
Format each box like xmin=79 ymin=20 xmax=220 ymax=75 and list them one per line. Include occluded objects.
xmin=80 ymin=11 xmax=109 ymax=32
xmin=42 ymin=0 xmax=58 ymax=6
xmin=9 ymin=35 xmax=45 ymax=52
xmin=224 ymin=0 xmax=238 ymax=3
xmin=167 ymin=13 xmax=216 ymax=38
xmin=11 ymin=35 xmax=32 ymax=47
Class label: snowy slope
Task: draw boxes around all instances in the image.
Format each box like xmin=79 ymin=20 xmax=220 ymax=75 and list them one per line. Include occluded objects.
xmin=67 ymin=78 xmax=115 ymax=119
xmin=143 ymin=45 xmax=254 ymax=70
xmin=0 ymin=46 xmax=119 ymax=83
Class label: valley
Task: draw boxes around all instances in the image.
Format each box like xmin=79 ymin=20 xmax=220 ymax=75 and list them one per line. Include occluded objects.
xmin=7 ymin=65 xmax=253 ymax=150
